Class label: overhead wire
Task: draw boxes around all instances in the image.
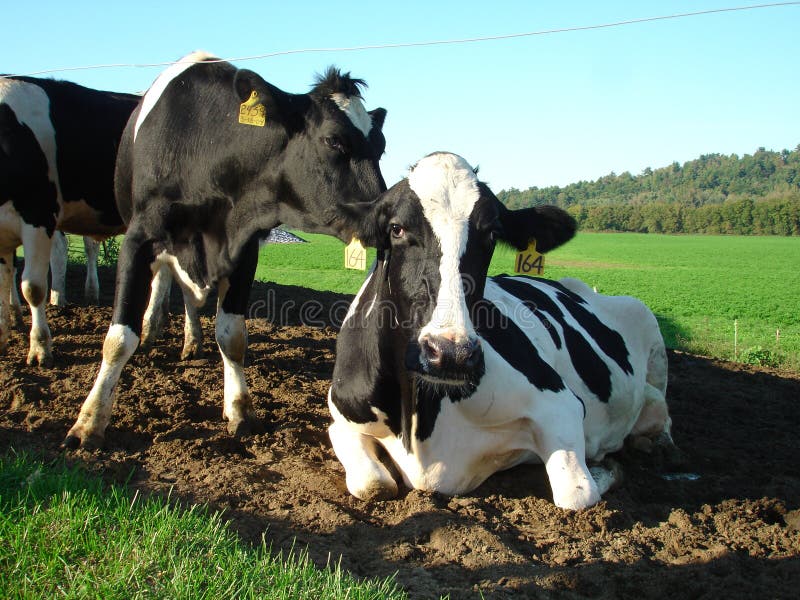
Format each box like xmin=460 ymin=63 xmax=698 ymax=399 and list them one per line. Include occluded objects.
xmin=4 ymin=2 xmax=799 ymax=79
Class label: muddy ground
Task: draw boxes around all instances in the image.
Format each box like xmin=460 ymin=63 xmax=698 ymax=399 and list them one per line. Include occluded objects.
xmin=1 ymin=264 xmax=799 ymax=599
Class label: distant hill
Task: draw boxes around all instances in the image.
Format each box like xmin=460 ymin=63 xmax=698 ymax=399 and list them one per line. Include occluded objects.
xmin=497 ymin=145 xmax=800 ymax=235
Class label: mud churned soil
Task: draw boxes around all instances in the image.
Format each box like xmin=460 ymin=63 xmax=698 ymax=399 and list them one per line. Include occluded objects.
xmin=2 ymin=265 xmax=799 ymax=599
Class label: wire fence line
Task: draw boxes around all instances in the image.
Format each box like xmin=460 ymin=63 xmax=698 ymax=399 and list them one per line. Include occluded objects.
xmin=3 ymin=2 xmax=799 ymax=79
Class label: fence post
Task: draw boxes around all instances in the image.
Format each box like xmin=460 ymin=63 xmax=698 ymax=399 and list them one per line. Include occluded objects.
xmin=734 ymin=319 xmax=738 ymax=359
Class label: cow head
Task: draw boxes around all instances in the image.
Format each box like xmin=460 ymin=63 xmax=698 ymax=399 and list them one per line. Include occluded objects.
xmin=233 ymin=66 xmax=387 ymax=240
xmin=360 ymin=153 xmax=576 ymax=387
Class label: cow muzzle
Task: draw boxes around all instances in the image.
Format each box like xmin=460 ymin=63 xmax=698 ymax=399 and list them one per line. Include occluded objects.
xmin=406 ymin=333 xmax=485 ymax=384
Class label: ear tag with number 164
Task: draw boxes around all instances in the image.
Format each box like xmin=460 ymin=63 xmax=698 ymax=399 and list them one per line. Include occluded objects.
xmin=514 ymin=239 xmax=544 ymax=275
xmin=345 ymin=238 xmax=367 ymax=270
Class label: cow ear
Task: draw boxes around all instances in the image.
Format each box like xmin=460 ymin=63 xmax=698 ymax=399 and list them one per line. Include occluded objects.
xmin=357 ymin=198 xmax=391 ymax=251
xmin=484 ymin=184 xmax=576 ymax=252
xmin=369 ymin=108 xmax=387 ymax=132
xmin=233 ymin=69 xmax=284 ymax=119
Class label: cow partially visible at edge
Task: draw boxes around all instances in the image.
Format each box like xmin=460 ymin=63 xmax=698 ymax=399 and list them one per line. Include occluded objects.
xmin=328 ymin=152 xmax=674 ymax=510
xmin=64 ymin=51 xmax=387 ymax=449
xmin=0 ymin=75 xmax=139 ymax=365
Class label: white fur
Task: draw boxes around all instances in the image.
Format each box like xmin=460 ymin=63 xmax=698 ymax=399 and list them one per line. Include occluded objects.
xmin=134 ymin=51 xmax=217 ymax=142
xmin=408 ymin=153 xmax=480 ymax=344
xmin=151 ymin=250 xmax=212 ymax=306
xmin=215 ymin=306 xmax=250 ymax=425
xmin=66 ymin=324 xmax=140 ymax=443
xmin=331 ymin=93 xmax=372 ymax=137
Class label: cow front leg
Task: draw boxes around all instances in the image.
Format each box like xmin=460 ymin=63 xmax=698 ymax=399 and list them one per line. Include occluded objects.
xmin=21 ymin=225 xmax=54 ymax=366
xmin=215 ymin=241 xmax=258 ymax=436
xmin=327 ymin=392 xmax=399 ymax=501
xmin=64 ymin=230 xmax=153 ymax=449
xmin=534 ymin=397 xmax=602 ymax=510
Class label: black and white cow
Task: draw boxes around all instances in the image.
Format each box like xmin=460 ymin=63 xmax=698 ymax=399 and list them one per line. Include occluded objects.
xmin=328 ymin=152 xmax=673 ymax=510
xmin=64 ymin=51 xmax=387 ymax=449
xmin=0 ymin=75 xmax=139 ymax=365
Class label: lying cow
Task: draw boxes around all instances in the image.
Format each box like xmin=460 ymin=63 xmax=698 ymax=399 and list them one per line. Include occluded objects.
xmin=64 ymin=51 xmax=387 ymax=449
xmin=0 ymin=75 xmax=139 ymax=365
xmin=328 ymin=152 xmax=673 ymax=510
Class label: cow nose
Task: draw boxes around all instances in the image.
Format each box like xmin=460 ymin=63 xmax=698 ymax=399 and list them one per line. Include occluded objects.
xmin=419 ymin=334 xmax=483 ymax=372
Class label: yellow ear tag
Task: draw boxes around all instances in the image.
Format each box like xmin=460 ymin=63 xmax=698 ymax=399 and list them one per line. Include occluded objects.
xmin=345 ymin=238 xmax=367 ymax=270
xmin=239 ymin=90 xmax=266 ymax=127
xmin=514 ymin=239 xmax=545 ymax=275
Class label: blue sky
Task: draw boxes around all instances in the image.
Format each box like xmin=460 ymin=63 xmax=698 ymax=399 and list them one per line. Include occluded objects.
xmin=3 ymin=1 xmax=798 ymax=192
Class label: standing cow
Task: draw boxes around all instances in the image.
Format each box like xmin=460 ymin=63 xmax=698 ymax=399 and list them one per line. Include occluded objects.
xmin=64 ymin=51 xmax=387 ymax=449
xmin=328 ymin=152 xmax=673 ymax=510
xmin=0 ymin=75 xmax=139 ymax=366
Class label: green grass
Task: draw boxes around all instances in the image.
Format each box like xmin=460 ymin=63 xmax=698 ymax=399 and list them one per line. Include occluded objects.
xmin=0 ymin=451 xmax=404 ymax=600
xmin=258 ymin=231 xmax=800 ymax=370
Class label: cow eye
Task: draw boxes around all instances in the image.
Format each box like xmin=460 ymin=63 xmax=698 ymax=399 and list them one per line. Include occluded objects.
xmin=390 ymin=223 xmax=405 ymax=239
xmin=324 ymin=135 xmax=346 ymax=154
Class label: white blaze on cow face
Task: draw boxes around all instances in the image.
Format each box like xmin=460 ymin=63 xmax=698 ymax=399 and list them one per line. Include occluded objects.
xmin=134 ymin=50 xmax=218 ymax=142
xmin=331 ymin=93 xmax=372 ymax=137
xmin=407 ymin=153 xmax=480 ymax=344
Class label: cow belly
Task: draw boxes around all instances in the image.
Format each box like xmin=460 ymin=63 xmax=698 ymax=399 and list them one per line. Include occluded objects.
xmin=57 ymin=200 xmax=124 ymax=238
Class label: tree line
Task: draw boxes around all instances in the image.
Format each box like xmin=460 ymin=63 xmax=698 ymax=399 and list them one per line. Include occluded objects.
xmin=497 ymin=146 xmax=800 ymax=235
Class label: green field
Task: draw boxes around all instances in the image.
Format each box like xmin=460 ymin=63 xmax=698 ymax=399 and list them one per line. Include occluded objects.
xmin=0 ymin=451 xmax=403 ymax=600
xmin=257 ymin=231 xmax=800 ymax=370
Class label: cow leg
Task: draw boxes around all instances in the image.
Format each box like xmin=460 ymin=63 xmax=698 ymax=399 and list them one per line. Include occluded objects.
xmin=533 ymin=397 xmax=603 ymax=510
xmin=0 ymin=252 xmax=14 ymax=350
xmin=9 ymin=259 xmax=24 ymax=330
xmin=49 ymin=232 xmax=68 ymax=306
xmin=140 ymin=264 xmax=172 ymax=350
xmin=63 ymin=230 xmax=152 ymax=449
xmin=327 ymin=393 xmax=399 ymax=501
xmin=20 ymin=225 xmax=54 ymax=367
xmin=215 ymin=240 xmax=258 ymax=436
xmin=181 ymin=294 xmax=204 ymax=360
xmin=83 ymin=237 xmax=100 ymax=305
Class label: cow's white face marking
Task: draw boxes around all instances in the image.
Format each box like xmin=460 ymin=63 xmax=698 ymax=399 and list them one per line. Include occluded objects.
xmin=134 ymin=50 xmax=217 ymax=142
xmin=331 ymin=93 xmax=372 ymax=137
xmin=407 ymin=153 xmax=480 ymax=343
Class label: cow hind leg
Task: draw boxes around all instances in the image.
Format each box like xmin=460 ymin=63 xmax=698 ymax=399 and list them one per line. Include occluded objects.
xmin=140 ymin=264 xmax=172 ymax=350
xmin=64 ymin=231 xmax=152 ymax=449
xmin=0 ymin=253 xmax=14 ymax=350
xmin=83 ymin=237 xmax=100 ymax=305
xmin=9 ymin=260 xmax=24 ymax=330
xmin=630 ymin=342 xmax=675 ymax=451
xmin=181 ymin=292 xmax=204 ymax=360
xmin=21 ymin=226 xmax=54 ymax=367
xmin=215 ymin=241 xmax=259 ymax=436
xmin=49 ymin=232 xmax=68 ymax=306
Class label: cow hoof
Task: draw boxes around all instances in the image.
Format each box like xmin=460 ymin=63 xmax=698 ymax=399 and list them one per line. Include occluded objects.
xmin=61 ymin=432 xmax=104 ymax=451
xmin=227 ymin=418 xmax=251 ymax=437
xmin=349 ymin=478 xmax=399 ymax=502
xmin=27 ymin=349 xmax=54 ymax=368
xmin=180 ymin=343 xmax=204 ymax=361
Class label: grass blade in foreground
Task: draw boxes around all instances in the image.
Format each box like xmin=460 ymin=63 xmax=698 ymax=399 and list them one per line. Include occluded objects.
xmin=0 ymin=451 xmax=405 ymax=600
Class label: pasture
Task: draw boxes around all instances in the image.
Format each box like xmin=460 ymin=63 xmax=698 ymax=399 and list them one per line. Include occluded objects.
xmin=256 ymin=231 xmax=800 ymax=370
xmin=1 ymin=248 xmax=799 ymax=598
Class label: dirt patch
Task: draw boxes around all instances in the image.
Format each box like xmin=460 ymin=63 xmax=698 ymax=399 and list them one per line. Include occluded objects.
xmin=2 ymin=265 xmax=799 ymax=599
